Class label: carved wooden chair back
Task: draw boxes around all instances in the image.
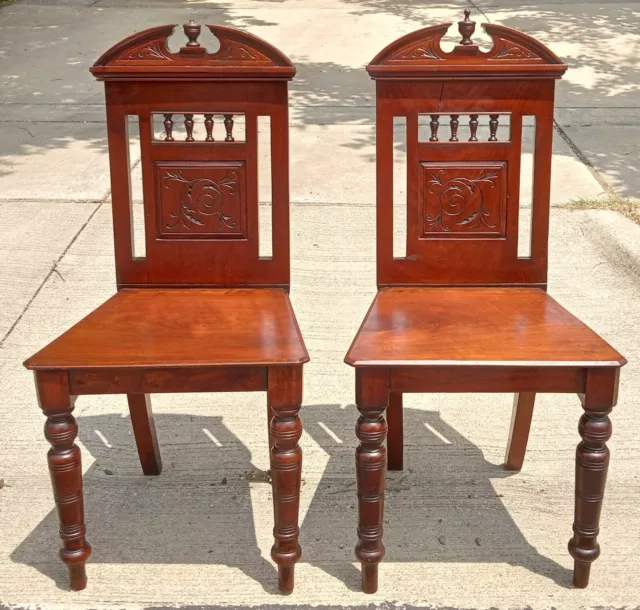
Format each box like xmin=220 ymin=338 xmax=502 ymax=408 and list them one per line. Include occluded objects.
xmin=368 ymin=10 xmax=566 ymax=289
xmin=91 ymin=21 xmax=295 ymax=289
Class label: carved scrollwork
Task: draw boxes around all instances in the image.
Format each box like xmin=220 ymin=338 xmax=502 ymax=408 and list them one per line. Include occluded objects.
xmin=494 ymin=40 xmax=540 ymax=59
xmin=216 ymin=39 xmax=269 ymax=61
xmin=424 ymin=168 xmax=499 ymax=233
xmin=162 ymin=169 xmax=238 ymax=231
xmin=390 ymin=38 xmax=442 ymax=61
xmin=125 ymin=42 xmax=173 ymax=61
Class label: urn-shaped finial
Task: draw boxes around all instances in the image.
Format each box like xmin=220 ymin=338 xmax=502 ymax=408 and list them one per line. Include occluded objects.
xmin=458 ymin=9 xmax=476 ymax=46
xmin=183 ymin=20 xmax=201 ymax=47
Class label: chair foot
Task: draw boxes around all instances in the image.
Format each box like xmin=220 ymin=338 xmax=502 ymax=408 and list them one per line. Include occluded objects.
xmin=278 ymin=565 xmax=294 ymax=594
xmin=572 ymin=560 xmax=590 ymax=588
xmin=362 ymin=564 xmax=378 ymax=594
xmin=68 ymin=561 xmax=89 ymax=591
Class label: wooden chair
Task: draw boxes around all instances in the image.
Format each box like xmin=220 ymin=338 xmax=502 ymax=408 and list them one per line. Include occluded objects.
xmin=345 ymin=10 xmax=626 ymax=594
xmin=23 ymin=22 xmax=308 ymax=593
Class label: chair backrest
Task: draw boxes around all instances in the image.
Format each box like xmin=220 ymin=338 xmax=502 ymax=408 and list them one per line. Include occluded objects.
xmin=368 ymin=10 xmax=566 ymax=289
xmin=91 ymin=22 xmax=295 ymax=289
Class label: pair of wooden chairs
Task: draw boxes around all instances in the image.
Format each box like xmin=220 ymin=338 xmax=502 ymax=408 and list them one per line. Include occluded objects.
xmin=24 ymin=12 xmax=625 ymax=595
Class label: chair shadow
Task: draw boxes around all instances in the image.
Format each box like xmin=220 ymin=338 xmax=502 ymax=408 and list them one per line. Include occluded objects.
xmin=299 ymin=403 xmax=573 ymax=591
xmin=11 ymin=411 xmax=278 ymax=592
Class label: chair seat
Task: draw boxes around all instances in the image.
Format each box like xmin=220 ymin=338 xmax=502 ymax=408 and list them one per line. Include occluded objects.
xmin=345 ymin=287 xmax=624 ymax=368
xmin=24 ymin=288 xmax=309 ymax=370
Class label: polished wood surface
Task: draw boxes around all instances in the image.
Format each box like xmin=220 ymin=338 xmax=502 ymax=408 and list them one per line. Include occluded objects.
xmin=348 ymin=10 xmax=626 ymax=594
xmin=92 ymin=24 xmax=294 ymax=289
xmin=25 ymin=22 xmax=306 ymax=593
xmin=345 ymin=288 xmax=624 ymax=367
xmin=25 ymin=289 xmax=308 ymax=370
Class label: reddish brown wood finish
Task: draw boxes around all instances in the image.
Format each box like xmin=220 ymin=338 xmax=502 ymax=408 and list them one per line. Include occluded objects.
xmin=127 ymin=394 xmax=162 ymax=476
xmin=24 ymin=23 xmax=307 ymax=593
xmin=347 ymin=11 xmax=626 ymax=593
xmin=505 ymin=392 xmax=535 ymax=471
xmin=387 ymin=391 xmax=403 ymax=471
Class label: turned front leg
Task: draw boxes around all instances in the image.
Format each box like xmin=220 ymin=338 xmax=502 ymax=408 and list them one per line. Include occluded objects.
xmin=36 ymin=371 xmax=91 ymax=591
xmin=355 ymin=368 xmax=388 ymax=594
xmin=268 ymin=366 xmax=303 ymax=593
xmin=569 ymin=369 xmax=619 ymax=588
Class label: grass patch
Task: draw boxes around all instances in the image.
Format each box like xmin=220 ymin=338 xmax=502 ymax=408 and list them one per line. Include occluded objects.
xmin=565 ymin=195 xmax=640 ymax=224
xmin=0 ymin=0 xmax=16 ymax=6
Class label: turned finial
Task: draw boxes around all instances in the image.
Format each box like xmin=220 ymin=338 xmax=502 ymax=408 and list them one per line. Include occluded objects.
xmin=458 ymin=9 xmax=476 ymax=45
xmin=183 ymin=20 xmax=201 ymax=47
xmin=180 ymin=20 xmax=206 ymax=55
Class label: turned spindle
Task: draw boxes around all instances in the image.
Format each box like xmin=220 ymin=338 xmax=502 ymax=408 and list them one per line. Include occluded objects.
xmin=163 ymin=114 xmax=174 ymax=142
xmin=204 ymin=114 xmax=214 ymax=142
xmin=489 ymin=114 xmax=499 ymax=141
xmin=184 ymin=114 xmax=195 ymax=142
xmin=224 ymin=114 xmax=235 ymax=142
xmin=429 ymin=114 xmax=440 ymax=142
xmin=469 ymin=114 xmax=479 ymax=141
xmin=449 ymin=114 xmax=459 ymax=142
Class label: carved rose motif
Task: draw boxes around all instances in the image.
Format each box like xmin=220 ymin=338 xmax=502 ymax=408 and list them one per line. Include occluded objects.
xmin=162 ymin=170 xmax=238 ymax=231
xmin=425 ymin=169 xmax=498 ymax=232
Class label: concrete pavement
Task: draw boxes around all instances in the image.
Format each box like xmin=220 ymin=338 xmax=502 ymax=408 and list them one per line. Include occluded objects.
xmin=1 ymin=0 xmax=639 ymax=609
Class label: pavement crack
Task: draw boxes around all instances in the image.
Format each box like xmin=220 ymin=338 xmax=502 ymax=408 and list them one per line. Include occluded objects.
xmin=0 ymin=202 xmax=102 ymax=348
xmin=553 ymin=120 xmax=616 ymax=197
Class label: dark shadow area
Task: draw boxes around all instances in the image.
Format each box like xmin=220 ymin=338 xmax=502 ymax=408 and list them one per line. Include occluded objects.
xmin=11 ymin=412 xmax=278 ymax=592
xmin=299 ymin=403 xmax=572 ymax=591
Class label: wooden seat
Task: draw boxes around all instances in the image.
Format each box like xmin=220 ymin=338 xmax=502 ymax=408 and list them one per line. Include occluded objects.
xmin=346 ymin=10 xmax=626 ymax=595
xmin=24 ymin=23 xmax=307 ymax=594
xmin=346 ymin=287 xmax=624 ymax=367
xmin=25 ymin=289 xmax=307 ymax=369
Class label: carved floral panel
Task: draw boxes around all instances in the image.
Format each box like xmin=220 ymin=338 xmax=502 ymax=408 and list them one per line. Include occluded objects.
xmin=155 ymin=162 xmax=246 ymax=239
xmin=420 ymin=161 xmax=506 ymax=238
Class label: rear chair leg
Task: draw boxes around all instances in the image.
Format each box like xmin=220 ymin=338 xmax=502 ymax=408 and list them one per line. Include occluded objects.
xmin=505 ymin=392 xmax=535 ymax=471
xmin=387 ymin=391 xmax=403 ymax=471
xmin=127 ymin=394 xmax=162 ymax=476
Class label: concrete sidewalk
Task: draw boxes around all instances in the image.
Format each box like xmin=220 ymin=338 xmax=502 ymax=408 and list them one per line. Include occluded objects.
xmin=1 ymin=1 xmax=639 ymax=609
